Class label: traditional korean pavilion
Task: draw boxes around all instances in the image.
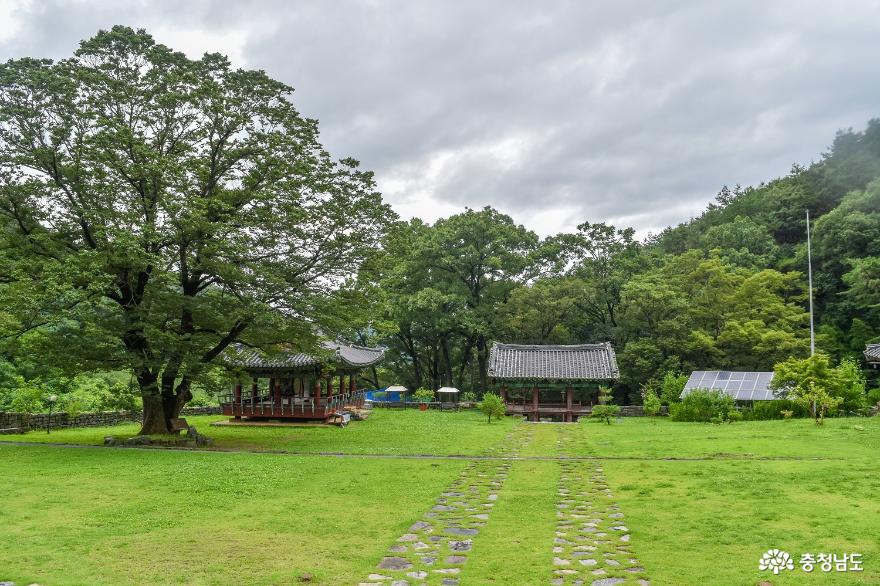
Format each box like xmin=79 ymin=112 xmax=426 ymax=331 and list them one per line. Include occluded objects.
xmin=487 ymin=342 xmax=620 ymax=422
xmin=865 ymin=343 xmax=880 ymax=366
xmin=221 ymin=342 xmax=384 ymax=422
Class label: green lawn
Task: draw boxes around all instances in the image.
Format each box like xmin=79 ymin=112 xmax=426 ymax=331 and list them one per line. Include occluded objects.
xmin=1 ymin=412 xmax=877 ymax=585
xmin=4 ymin=409 xmax=517 ymax=455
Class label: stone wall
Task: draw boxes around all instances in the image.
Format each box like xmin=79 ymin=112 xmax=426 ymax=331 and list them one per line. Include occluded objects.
xmin=0 ymin=405 xmax=221 ymax=433
xmin=618 ymin=405 xmax=669 ymax=417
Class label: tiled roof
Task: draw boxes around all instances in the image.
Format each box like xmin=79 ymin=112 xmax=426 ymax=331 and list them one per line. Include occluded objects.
xmin=487 ymin=342 xmax=619 ymax=381
xmin=227 ymin=341 xmax=384 ymax=370
xmin=865 ymin=344 xmax=880 ymax=364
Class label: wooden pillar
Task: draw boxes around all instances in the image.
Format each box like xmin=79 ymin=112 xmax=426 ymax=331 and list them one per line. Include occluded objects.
xmin=532 ymin=386 xmax=540 ymax=421
xmin=500 ymin=385 xmax=508 ymax=404
xmin=349 ymin=373 xmax=356 ymax=393
xmin=251 ymin=378 xmax=259 ymax=400
xmin=271 ymin=377 xmax=280 ymax=413
xmin=566 ymin=385 xmax=573 ymax=422
xmin=233 ymin=382 xmax=242 ymax=418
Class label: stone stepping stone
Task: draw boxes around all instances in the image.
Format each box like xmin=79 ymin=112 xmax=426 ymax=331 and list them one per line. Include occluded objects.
xmin=410 ymin=521 xmax=432 ymax=531
xmin=441 ymin=580 xmax=459 ymax=586
xmin=398 ymin=533 xmax=419 ymax=542
xmin=406 ymin=570 xmax=428 ymax=579
xmin=553 ymin=557 xmax=571 ymax=566
xmin=389 ymin=545 xmax=408 ymax=553
xmin=433 ymin=568 xmax=460 ymax=574
xmin=446 ymin=527 xmax=478 ymax=536
xmin=390 ymin=582 xmax=410 ymax=586
xmin=368 ymin=574 xmax=391 ymax=580
xmin=445 ymin=555 xmax=467 ymax=564
xmin=579 ymin=558 xmax=598 ymax=566
xmin=449 ymin=540 xmax=472 ymax=552
xmin=591 ymin=579 xmax=625 ymax=586
xmin=378 ymin=557 xmax=412 ymax=570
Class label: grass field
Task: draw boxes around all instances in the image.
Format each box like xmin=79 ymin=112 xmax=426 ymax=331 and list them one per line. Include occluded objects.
xmin=1 ymin=413 xmax=877 ymax=585
xmin=5 ymin=409 xmax=516 ymax=455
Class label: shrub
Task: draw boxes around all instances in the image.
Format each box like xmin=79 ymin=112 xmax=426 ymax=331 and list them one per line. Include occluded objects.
xmin=591 ymin=386 xmax=620 ymax=424
xmin=727 ymin=410 xmax=743 ymax=423
xmin=659 ymin=371 xmax=688 ymax=405
xmin=780 ymin=410 xmax=794 ymax=419
xmin=478 ymin=393 xmax=505 ymax=423
xmin=413 ymin=388 xmax=435 ymax=403
xmin=669 ymin=389 xmax=734 ymax=422
xmin=742 ymin=400 xmax=809 ymax=420
xmin=460 ymin=391 xmax=477 ymax=403
xmin=642 ymin=389 xmax=661 ymax=416
xmin=867 ymin=387 xmax=880 ymax=406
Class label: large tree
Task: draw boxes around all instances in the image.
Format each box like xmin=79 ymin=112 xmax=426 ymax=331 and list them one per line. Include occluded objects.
xmin=0 ymin=27 xmax=393 ymax=433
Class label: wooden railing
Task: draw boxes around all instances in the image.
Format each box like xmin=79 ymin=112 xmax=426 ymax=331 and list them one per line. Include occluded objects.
xmin=220 ymin=391 xmax=366 ymax=418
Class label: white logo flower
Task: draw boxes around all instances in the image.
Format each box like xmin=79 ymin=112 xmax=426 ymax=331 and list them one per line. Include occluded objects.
xmin=759 ymin=549 xmax=794 ymax=574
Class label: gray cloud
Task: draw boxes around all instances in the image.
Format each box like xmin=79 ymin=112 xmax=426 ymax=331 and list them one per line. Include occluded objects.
xmin=2 ymin=0 xmax=878 ymax=237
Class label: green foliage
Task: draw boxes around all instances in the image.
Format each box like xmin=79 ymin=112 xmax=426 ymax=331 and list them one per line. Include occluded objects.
xmin=460 ymin=391 xmax=477 ymax=402
xmin=478 ymin=392 xmax=505 ymax=423
xmin=669 ymin=389 xmax=734 ymax=422
xmin=741 ymin=400 xmax=808 ymax=420
xmin=642 ymin=388 xmax=661 ymax=416
xmin=772 ymin=354 xmax=866 ymax=413
xmin=413 ymin=387 xmax=435 ymax=403
xmin=591 ymin=386 xmax=620 ymax=424
xmin=0 ymin=26 xmax=394 ymax=433
xmin=659 ymin=371 xmax=688 ymax=405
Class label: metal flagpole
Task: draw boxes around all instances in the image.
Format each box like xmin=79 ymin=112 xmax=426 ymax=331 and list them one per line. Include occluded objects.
xmin=806 ymin=210 xmax=815 ymax=356
xmin=806 ymin=210 xmax=816 ymax=419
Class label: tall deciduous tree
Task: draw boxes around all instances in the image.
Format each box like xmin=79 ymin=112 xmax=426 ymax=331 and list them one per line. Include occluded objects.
xmin=0 ymin=27 xmax=393 ymax=433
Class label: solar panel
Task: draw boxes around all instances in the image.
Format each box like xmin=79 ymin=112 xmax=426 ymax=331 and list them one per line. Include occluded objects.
xmin=681 ymin=371 xmax=776 ymax=401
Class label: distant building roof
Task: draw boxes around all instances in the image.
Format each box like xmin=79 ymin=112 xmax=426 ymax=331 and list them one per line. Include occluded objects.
xmin=865 ymin=344 xmax=880 ymax=364
xmin=488 ymin=342 xmax=620 ymax=381
xmin=682 ymin=371 xmax=777 ymax=401
xmin=227 ymin=341 xmax=384 ymax=371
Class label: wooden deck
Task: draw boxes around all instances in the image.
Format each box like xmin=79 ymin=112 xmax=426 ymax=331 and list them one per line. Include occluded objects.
xmin=505 ymin=402 xmax=593 ymax=422
xmin=220 ymin=392 xmax=366 ymax=421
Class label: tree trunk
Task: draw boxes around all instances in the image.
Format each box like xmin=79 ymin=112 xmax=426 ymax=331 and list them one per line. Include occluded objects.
xmin=138 ymin=370 xmax=169 ymax=435
xmin=476 ymin=336 xmax=488 ymax=393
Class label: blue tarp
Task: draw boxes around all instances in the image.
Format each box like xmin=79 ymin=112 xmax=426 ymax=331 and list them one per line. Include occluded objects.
xmin=365 ymin=388 xmax=408 ymax=402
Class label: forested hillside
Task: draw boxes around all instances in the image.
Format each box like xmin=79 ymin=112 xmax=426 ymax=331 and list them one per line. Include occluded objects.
xmin=2 ymin=105 xmax=879 ymax=411
xmin=348 ymin=119 xmax=880 ymax=403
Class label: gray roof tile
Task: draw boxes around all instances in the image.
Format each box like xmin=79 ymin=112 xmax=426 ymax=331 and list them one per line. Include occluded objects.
xmin=488 ymin=342 xmax=619 ymax=381
xmin=227 ymin=341 xmax=384 ymax=371
xmin=865 ymin=343 xmax=880 ymax=363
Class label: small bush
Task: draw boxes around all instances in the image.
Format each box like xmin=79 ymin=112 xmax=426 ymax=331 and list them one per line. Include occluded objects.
xmin=741 ymin=400 xmax=809 ymax=420
xmin=670 ymin=389 xmax=734 ymax=422
xmin=413 ymin=388 xmax=435 ymax=403
xmin=867 ymin=387 xmax=880 ymax=406
xmin=478 ymin=393 xmax=505 ymax=423
xmin=780 ymin=410 xmax=794 ymax=419
xmin=727 ymin=410 xmax=743 ymax=423
xmin=643 ymin=389 xmax=661 ymax=416
xmin=460 ymin=391 xmax=477 ymax=403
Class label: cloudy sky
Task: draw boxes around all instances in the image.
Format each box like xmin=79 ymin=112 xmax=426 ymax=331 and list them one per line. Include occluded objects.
xmin=1 ymin=1 xmax=878 ymax=237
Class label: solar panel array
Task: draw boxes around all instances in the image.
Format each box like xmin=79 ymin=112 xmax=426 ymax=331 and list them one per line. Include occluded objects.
xmin=682 ymin=371 xmax=776 ymax=401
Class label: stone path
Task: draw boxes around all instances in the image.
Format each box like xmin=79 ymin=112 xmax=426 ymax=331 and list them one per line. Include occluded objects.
xmin=359 ymin=425 xmax=534 ymax=586
xmin=550 ymin=429 xmax=650 ymax=586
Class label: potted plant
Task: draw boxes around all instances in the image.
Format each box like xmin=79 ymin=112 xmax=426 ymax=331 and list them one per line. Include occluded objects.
xmin=413 ymin=388 xmax=435 ymax=411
